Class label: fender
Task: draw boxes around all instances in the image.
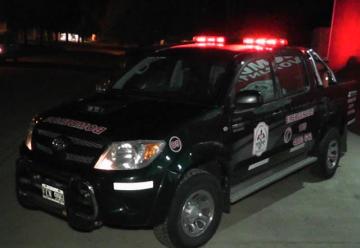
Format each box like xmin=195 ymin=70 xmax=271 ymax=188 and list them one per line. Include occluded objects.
xmin=150 ymin=141 xmax=231 ymax=225
xmin=190 ymin=141 xmax=231 ymax=212
xmin=313 ymin=97 xmax=347 ymax=155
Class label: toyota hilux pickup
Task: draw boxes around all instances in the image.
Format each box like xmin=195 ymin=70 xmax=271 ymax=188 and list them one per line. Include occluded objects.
xmin=16 ymin=36 xmax=359 ymax=248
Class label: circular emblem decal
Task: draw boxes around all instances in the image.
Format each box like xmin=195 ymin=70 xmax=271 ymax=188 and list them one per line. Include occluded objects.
xmin=253 ymin=122 xmax=269 ymax=157
xmin=169 ymin=136 xmax=182 ymax=153
xmin=51 ymin=137 xmax=68 ymax=152
xmin=284 ymin=127 xmax=293 ymax=144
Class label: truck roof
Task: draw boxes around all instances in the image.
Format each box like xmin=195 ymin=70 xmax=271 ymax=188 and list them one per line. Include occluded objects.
xmin=159 ymin=35 xmax=308 ymax=58
xmin=159 ymin=43 xmax=308 ymax=59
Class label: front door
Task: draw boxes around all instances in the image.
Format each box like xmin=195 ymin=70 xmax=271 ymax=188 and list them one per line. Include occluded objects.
xmin=227 ymin=55 xmax=287 ymax=185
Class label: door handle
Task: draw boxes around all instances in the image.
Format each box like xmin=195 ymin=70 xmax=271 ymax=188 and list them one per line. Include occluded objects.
xmin=272 ymin=110 xmax=283 ymax=116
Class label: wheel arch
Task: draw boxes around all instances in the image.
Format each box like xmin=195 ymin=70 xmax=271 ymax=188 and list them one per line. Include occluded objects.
xmin=150 ymin=142 xmax=231 ymax=226
xmin=314 ymin=108 xmax=347 ymax=155
xmin=174 ymin=141 xmax=231 ymax=213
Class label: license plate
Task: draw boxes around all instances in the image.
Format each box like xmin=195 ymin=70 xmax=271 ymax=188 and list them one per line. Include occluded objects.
xmin=42 ymin=184 xmax=65 ymax=206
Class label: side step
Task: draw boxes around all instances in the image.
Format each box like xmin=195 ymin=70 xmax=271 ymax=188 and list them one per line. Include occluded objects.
xmin=230 ymin=156 xmax=318 ymax=203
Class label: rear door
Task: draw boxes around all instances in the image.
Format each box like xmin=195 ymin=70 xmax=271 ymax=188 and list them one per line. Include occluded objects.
xmin=272 ymin=50 xmax=319 ymax=161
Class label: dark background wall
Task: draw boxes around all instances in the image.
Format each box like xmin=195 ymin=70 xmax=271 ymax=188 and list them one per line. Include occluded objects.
xmin=328 ymin=0 xmax=360 ymax=70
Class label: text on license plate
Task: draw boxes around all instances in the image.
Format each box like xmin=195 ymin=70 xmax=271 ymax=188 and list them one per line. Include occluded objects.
xmin=42 ymin=184 xmax=65 ymax=206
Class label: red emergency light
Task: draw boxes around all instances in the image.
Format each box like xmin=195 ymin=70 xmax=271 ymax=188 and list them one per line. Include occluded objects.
xmin=243 ymin=37 xmax=288 ymax=47
xmin=193 ymin=35 xmax=226 ymax=46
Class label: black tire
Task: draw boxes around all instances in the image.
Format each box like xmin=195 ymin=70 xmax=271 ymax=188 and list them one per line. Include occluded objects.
xmin=318 ymin=128 xmax=341 ymax=179
xmin=154 ymin=169 xmax=223 ymax=248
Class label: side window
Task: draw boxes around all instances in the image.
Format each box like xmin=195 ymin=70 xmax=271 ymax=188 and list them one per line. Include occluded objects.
xmin=274 ymin=55 xmax=308 ymax=96
xmin=234 ymin=57 xmax=275 ymax=102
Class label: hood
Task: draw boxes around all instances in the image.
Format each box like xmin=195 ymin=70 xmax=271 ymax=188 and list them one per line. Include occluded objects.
xmin=39 ymin=93 xmax=210 ymax=141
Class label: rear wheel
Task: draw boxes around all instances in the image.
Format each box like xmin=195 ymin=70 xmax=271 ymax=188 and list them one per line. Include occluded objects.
xmin=154 ymin=169 xmax=223 ymax=248
xmin=318 ymin=128 xmax=341 ymax=179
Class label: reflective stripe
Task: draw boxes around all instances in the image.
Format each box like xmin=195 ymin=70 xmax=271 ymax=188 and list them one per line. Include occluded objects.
xmin=290 ymin=143 xmax=305 ymax=153
xmin=248 ymin=158 xmax=269 ymax=171
xmin=113 ymin=181 xmax=154 ymax=191
xmin=347 ymin=118 xmax=356 ymax=126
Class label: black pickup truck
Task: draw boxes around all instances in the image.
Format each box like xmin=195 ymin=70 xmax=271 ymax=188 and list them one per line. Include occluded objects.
xmin=16 ymin=36 xmax=359 ymax=248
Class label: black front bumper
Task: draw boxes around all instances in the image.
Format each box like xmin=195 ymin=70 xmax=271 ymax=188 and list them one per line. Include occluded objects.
xmin=16 ymin=155 xmax=176 ymax=230
xmin=17 ymin=157 xmax=103 ymax=231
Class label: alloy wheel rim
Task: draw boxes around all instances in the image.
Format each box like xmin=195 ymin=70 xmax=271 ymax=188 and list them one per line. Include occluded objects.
xmin=181 ymin=190 xmax=215 ymax=238
xmin=327 ymin=140 xmax=339 ymax=169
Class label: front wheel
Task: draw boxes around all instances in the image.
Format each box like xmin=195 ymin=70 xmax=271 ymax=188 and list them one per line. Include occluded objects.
xmin=154 ymin=169 xmax=223 ymax=248
xmin=318 ymin=128 xmax=341 ymax=179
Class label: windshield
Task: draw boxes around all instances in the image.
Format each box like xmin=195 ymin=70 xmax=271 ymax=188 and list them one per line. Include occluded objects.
xmin=112 ymin=54 xmax=230 ymax=104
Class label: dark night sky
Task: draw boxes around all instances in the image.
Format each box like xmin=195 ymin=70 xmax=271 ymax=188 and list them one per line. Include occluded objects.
xmin=102 ymin=0 xmax=334 ymax=45
xmin=0 ymin=0 xmax=334 ymax=45
xmin=225 ymin=0 xmax=334 ymax=45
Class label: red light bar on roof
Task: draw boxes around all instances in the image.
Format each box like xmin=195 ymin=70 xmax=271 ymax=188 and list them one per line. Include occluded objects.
xmin=193 ymin=35 xmax=226 ymax=46
xmin=243 ymin=37 xmax=288 ymax=47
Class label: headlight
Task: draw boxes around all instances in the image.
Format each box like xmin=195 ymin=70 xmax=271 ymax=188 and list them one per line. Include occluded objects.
xmin=25 ymin=116 xmax=41 ymax=151
xmin=94 ymin=140 xmax=166 ymax=170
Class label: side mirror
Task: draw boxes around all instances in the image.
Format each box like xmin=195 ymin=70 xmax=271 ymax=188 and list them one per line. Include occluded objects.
xmin=96 ymin=79 xmax=113 ymax=93
xmin=235 ymin=90 xmax=264 ymax=109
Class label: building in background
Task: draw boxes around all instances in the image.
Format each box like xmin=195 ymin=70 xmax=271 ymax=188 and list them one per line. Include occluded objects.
xmin=312 ymin=27 xmax=330 ymax=59
xmin=328 ymin=0 xmax=360 ymax=70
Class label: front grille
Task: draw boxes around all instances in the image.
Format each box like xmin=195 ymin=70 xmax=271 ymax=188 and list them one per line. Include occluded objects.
xmin=37 ymin=129 xmax=58 ymax=138
xmin=33 ymin=128 xmax=106 ymax=166
xmin=65 ymin=153 xmax=94 ymax=164
xmin=68 ymin=136 xmax=103 ymax=149
xmin=36 ymin=143 xmax=53 ymax=154
xmin=37 ymin=129 xmax=103 ymax=149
